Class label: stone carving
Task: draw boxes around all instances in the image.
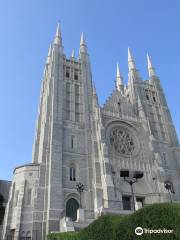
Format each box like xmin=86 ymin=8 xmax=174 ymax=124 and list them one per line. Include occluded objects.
xmin=109 ymin=127 xmax=135 ymax=155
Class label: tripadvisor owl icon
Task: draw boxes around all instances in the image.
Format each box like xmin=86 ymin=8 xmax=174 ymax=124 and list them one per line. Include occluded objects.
xmin=135 ymin=227 xmax=144 ymax=236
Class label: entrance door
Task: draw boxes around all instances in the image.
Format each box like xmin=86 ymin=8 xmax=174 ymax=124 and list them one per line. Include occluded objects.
xmin=66 ymin=198 xmax=79 ymax=221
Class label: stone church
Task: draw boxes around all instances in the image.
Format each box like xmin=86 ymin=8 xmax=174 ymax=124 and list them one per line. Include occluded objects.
xmin=2 ymin=24 xmax=180 ymax=240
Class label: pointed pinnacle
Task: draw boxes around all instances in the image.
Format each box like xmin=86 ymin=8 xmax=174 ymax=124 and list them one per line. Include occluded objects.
xmin=147 ymin=53 xmax=156 ymax=77
xmin=147 ymin=53 xmax=153 ymax=69
xmin=116 ymin=63 xmax=123 ymax=84
xmin=79 ymin=32 xmax=88 ymax=55
xmin=128 ymin=47 xmax=136 ymax=70
xmin=56 ymin=22 xmax=60 ymax=37
xmin=71 ymin=49 xmax=75 ymax=58
xmin=80 ymin=32 xmax=86 ymax=46
xmin=117 ymin=63 xmax=121 ymax=78
xmin=128 ymin=48 xmax=134 ymax=62
xmin=54 ymin=22 xmax=62 ymax=45
xmin=116 ymin=63 xmax=124 ymax=91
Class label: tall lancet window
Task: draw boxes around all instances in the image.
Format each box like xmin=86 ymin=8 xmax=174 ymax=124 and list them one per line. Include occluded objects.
xmin=26 ymin=189 xmax=32 ymax=205
xmin=74 ymin=69 xmax=78 ymax=80
xmin=71 ymin=135 xmax=75 ymax=149
xmin=66 ymin=66 xmax=70 ymax=78
xmin=66 ymin=82 xmax=71 ymax=120
xmin=152 ymin=92 xmax=156 ymax=102
xmin=145 ymin=89 xmax=149 ymax=100
xmin=70 ymin=166 xmax=76 ymax=181
xmin=75 ymin=84 xmax=80 ymax=122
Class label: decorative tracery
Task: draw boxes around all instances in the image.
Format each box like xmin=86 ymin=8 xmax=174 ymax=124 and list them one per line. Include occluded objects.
xmin=109 ymin=127 xmax=135 ymax=155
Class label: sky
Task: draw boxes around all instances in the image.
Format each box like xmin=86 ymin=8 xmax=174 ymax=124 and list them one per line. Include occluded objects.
xmin=0 ymin=0 xmax=180 ymax=180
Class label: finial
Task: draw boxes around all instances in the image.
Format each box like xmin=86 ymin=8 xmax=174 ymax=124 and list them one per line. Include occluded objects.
xmin=117 ymin=63 xmax=121 ymax=78
xmin=147 ymin=53 xmax=156 ymax=77
xmin=79 ymin=32 xmax=87 ymax=54
xmin=128 ymin=48 xmax=133 ymax=62
xmin=128 ymin=48 xmax=136 ymax=70
xmin=147 ymin=53 xmax=152 ymax=68
xmin=54 ymin=22 xmax=62 ymax=46
xmin=56 ymin=23 xmax=60 ymax=37
xmin=80 ymin=32 xmax=86 ymax=46
xmin=71 ymin=49 xmax=75 ymax=58
xmin=116 ymin=63 xmax=124 ymax=91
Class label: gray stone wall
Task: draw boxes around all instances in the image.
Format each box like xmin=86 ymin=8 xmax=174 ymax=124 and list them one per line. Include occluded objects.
xmin=2 ymin=28 xmax=180 ymax=240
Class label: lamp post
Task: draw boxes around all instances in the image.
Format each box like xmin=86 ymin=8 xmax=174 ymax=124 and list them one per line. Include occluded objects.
xmin=76 ymin=182 xmax=84 ymax=208
xmin=164 ymin=181 xmax=175 ymax=203
xmin=120 ymin=170 xmax=143 ymax=212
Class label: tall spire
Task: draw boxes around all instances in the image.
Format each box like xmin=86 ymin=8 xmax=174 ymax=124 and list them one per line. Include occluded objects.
xmin=79 ymin=32 xmax=88 ymax=54
xmin=147 ymin=53 xmax=156 ymax=77
xmin=116 ymin=63 xmax=124 ymax=91
xmin=127 ymin=47 xmax=142 ymax=86
xmin=53 ymin=22 xmax=62 ymax=47
xmin=128 ymin=48 xmax=136 ymax=70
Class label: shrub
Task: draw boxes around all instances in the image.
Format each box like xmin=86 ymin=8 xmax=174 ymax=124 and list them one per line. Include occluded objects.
xmin=78 ymin=215 xmax=123 ymax=240
xmin=47 ymin=232 xmax=78 ymax=240
xmin=47 ymin=203 xmax=180 ymax=240
xmin=114 ymin=203 xmax=180 ymax=240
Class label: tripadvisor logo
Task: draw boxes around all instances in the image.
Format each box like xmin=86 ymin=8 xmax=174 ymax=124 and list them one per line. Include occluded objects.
xmin=135 ymin=227 xmax=143 ymax=236
xmin=135 ymin=227 xmax=174 ymax=235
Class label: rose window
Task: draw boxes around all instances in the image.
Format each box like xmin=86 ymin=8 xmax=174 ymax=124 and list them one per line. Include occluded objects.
xmin=109 ymin=127 xmax=135 ymax=155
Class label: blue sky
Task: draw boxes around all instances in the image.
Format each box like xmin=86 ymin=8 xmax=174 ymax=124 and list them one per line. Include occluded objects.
xmin=0 ymin=0 xmax=180 ymax=180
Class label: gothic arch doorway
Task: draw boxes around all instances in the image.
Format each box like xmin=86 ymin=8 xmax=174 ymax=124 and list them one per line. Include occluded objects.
xmin=66 ymin=198 xmax=79 ymax=221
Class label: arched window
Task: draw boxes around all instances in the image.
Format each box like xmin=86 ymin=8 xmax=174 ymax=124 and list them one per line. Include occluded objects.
xmin=66 ymin=198 xmax=79 ymax=221
xmin=70 ymin=166 xmax=76 ymax=181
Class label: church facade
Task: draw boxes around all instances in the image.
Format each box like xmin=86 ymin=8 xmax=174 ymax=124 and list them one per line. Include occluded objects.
xmin=2 ymin=25 xmax=180 ymax=240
